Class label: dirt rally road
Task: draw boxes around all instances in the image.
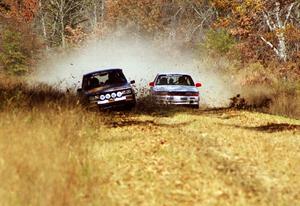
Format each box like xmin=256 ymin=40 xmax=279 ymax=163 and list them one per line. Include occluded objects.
xmin=90 ymin=108 xmax=300 ymax=205
xmin=1 ymin=107 xmax=300 ymax=206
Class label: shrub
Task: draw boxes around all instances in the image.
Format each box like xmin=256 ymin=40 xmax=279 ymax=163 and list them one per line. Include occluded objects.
xmin=0 ymin=29 xmax=30 ymax=75
xmin=204 ymin=29 xmax=236 ymax=54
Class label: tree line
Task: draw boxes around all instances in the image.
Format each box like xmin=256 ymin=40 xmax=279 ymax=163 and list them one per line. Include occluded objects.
xmin=0 ymin=0 xmax=299 ymax=74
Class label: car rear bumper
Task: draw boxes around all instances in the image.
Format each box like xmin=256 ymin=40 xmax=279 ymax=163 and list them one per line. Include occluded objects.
xmin=154 ymin=95 xmax=199 ymax=105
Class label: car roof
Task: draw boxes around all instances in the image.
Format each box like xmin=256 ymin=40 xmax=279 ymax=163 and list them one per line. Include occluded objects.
xmin=83 ymin=68 xmax=122 ymax=76
xmin=157 ymin=72 xmax=191 ymax=76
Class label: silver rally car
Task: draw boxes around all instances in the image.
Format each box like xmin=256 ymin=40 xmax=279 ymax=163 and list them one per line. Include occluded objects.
xmin=149 ymin=73 xmax=202 ymax=108
xmin=77 ymin=68 xmax=136 ymax=109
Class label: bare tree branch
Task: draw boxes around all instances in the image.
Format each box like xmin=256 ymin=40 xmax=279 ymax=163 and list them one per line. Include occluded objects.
xmin=263 ymin=11 xmax=276 ymax=31
xmin=284 ymin=2 xmax=297 ymax=26
xmin=274 ymin=2 xmax=283 ymax=28
xmin=260 ymin=36 xmax=280 ymax=56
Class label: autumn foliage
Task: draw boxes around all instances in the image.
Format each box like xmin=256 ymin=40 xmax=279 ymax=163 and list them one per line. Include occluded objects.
xmin=0 ymin=0 xmax=40 ymax=74
xmin=0 ymin=0 xmax=299 ymax=74
xmin=0 ymin=0 xmax=38 ymax=22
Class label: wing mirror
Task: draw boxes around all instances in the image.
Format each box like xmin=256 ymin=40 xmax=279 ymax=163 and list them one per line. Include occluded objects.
xmin=149 ymin=82 xmax=155 ymax=87
xmin=195 ymin=83 xmax=202 ymax=88
xmin=130 ymin=80 xmax=135 ymax=84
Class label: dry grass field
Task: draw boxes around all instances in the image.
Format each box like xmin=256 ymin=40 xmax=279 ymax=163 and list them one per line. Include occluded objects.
xmin=0 ymin=77 xmax=300 ymax=206
xmin=1 ymin=106 xmax=300 ymax=205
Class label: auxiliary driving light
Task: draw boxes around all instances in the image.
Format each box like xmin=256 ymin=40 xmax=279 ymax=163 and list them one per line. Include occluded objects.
xmin=100 ymin=95 xmax=106 ymax=101
xmin=117 ymin=91 xmax=122 ymax=97
xmin=111 ymin=92 xmax=117 ymax=98
xmin=105 ymin=94 xmax=111 ymax=99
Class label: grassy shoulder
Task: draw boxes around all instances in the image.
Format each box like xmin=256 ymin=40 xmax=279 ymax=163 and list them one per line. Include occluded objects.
xmin=0 ymin=105 xmax=299 ymax=206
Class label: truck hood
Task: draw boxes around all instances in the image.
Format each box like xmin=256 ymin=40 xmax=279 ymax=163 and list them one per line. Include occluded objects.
xmin=153 ymin=85 xmax=198 ymax=93
xmin=86 ymin=83 xmax=131 ymax=95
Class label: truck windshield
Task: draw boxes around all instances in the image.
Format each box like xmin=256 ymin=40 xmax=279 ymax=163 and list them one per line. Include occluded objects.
xmin=83 ymin=70 xmax=127 ymax=90
xmin=156 ymin=74 xmax=194 ymax=86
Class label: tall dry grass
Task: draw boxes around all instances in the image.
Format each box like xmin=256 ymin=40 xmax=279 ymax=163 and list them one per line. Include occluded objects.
xmin=0 ymin=75 xmax=110 ymax=205
xmin=0 ymin=108 xmax=109 ymax=205
xmin=232 ymin=63 xmax=300 ymax=119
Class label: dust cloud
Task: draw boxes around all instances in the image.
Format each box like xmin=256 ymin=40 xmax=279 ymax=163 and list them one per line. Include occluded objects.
xmin=32 ymin=33 xmax=235 ymax=107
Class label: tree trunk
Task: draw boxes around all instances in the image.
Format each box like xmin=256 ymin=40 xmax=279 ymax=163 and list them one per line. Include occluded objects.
xmin=261 ymin=1 xmax=298 ymax=62
xmin=101 ymin=0 xmax=105 ymax=21
xmin=38 ymin=0 xmax=49 ymax=50
xmin=60 ymin=0 xmax=65 ymax=48
xmin=93 ymin=1 xmax=98 ymax=29
xmin=277 ymin=32 xmax=287 ymax=62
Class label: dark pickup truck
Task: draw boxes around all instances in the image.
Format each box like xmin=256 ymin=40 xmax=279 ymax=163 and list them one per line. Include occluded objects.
xmin=77 ymin=68 xmax=136 ymax=109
